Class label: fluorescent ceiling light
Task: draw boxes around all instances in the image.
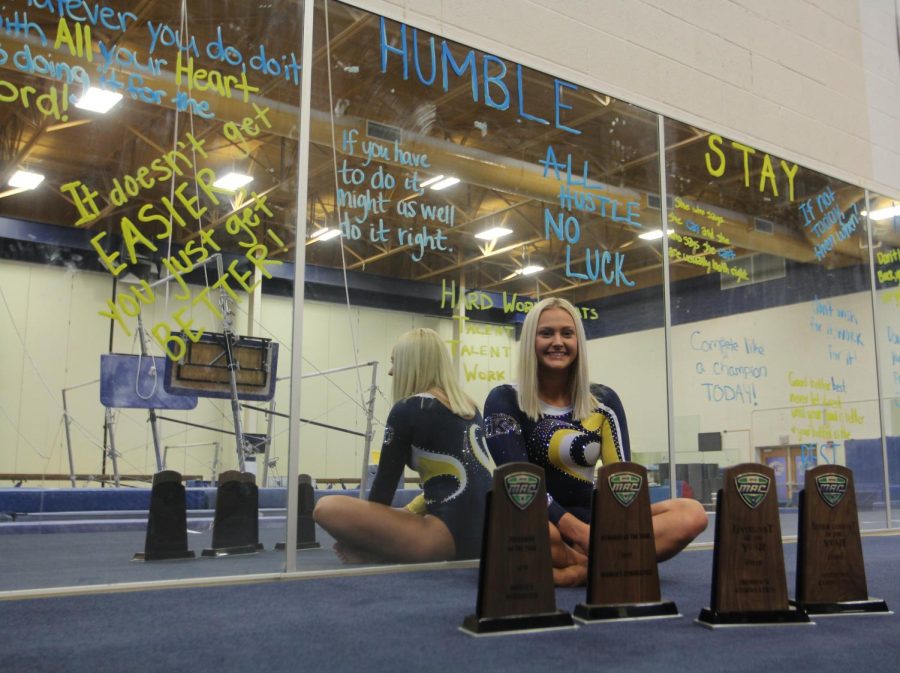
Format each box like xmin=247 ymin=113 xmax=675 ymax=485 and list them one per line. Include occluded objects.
xmin=310 ymin=227 xmax=341 ymax=241
xmin=519 ymin=264 xmax=543 ymax=276
xmin=8 ymin=170 xmax=45 ymax=190
xmin=419 ymin=175 xmax=445 ymax=188
xmin=475 ymin=227 xmax=513 ymax=240
xmin=213 ymin=172 xmax=254 ymax=191
xmin=638 ymin=228 xmax=674 ymax=241
xmin=868 ymin=205 xmax=900 ymax=221
xmin=429 ymin=176 xmax=460 ymax=191
xmin=74 ymin=87 xmax=123 ymax=113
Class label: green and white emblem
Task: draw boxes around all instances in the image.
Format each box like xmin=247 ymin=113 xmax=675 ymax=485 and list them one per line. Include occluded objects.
xmin=815 ymin=473 xmax=848 ymax=508
xmin=608 ymin=472 xmax=642 ymax=508
xmin=735 ymin=472 xmax=770 ymax=509
xmin=505 ymin=472 xmax=540 ymax=510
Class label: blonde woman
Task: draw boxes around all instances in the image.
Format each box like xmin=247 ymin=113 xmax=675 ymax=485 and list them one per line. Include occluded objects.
xmin=484 ymin=298 xmax=707 ymax=578
xmin=314 ymin=328 xmax=495 ymax=562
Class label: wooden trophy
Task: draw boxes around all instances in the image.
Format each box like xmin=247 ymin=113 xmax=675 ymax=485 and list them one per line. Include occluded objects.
xmin=575 ymin=463 xmax=679 ymax=622
xmin=696 ymin=463 xmax=811 ymax=627
xmin=133 ymin=470 xmax=195 ymax=561
xmin=275 ymin=474 xmax=322 ymax=550
xmin=794 ymin=465 xmax=890 ymax=615
xmin=461 ymin=463 xmax=575 ymax=636
xmin=202 ymin=471 xmax=264 ymax=557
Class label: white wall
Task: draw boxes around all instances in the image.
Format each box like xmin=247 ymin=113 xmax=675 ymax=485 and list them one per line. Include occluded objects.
xmin=0 ymin=260 xmax=517 ymax=484
xmin=353 ymin=0 xmax=900 ymax=198
xmin=875 ymin=285 xmax=900 ymax=435
xmin=590 ymin=291 xmax=889 ymax=470
xmin=0 ymin=260 xmax=234 ymax=481
xmin=584 ymin=327 xmax=669 ymax=464
xmin=3 ymin=257 xmax=896 ymax=484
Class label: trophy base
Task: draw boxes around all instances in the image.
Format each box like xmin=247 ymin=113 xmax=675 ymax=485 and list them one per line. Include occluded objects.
xmin=460 ymin=610 xmax=576 ymax=637
xmin=696 ymin=606 xmax=812 ymax=628
xmin=132 ymin=550 xmax=195 ymax=562
xmin=791 ymin=597 xmax=892 ymax=616
xmin=201 ymin=543 xmax=264 ymax=558
xmin=274 ymin=541 xmax=322 ymax=550
xmin=574 ymin=600 xmax=680 ymax=622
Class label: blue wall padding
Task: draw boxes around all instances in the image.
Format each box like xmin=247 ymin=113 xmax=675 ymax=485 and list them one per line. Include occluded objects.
xmin=845 ymin=436 xmax=900 ymax=505
xmin=0 ymin=489 xmax=207 ymax=513
xmin=0 ymin=487 xmax=422 ymax=514
xmin=649 ymin=484 xmax=684 ymax=503
xmin=208 ymin=487 xmax=422 ymax=510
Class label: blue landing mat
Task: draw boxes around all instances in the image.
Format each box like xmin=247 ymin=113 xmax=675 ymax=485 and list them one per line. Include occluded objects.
xmin=0 ymin=488 xmax=207 ymax=513
xmin=0 ymin=487 xmax=422 ymax=516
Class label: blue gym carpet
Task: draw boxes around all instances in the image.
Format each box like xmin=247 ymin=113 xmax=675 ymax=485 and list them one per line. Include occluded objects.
xmin=0 ymin=535 xmax=897 ymax=673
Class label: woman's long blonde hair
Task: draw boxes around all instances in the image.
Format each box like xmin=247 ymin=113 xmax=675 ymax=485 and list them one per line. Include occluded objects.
xmin=391 ymin=327 xmax=477 ymax=419
xmin=516 ymin=297 xmax=596 ymax=421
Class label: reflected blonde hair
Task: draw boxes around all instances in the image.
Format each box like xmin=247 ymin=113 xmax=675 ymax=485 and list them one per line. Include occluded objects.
xmin=517 ymin=297 xmax=596 ymax=421
xmin=391 ymin=328 xmax=477 ymax=419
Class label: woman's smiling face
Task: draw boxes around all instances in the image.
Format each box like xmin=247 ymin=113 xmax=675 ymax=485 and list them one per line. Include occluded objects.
xmin=534 ymin=307 xmax=577 ymax=374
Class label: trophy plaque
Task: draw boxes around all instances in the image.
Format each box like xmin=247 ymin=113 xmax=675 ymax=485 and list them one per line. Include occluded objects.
xmin=575 ymin=463 xmax=679 ymax=622
xmin=133 ymin=470 xmax=195 ymax=561
xmin=697 ymin=463 xmax=811 ymax=627
xmin=276 ymin=474 xmax=322 ymax=550
xmin=461 ymin=463 xmax=575 ymax=636
xmin=202 ymin=471 xmax=264 ymax=557
xmin=794 ymin=465 xmax=890 ymax=616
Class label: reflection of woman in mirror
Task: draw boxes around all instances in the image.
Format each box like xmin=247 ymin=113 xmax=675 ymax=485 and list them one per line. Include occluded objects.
xmin=484 ymin=298 xmax=708 ymax=584
xmin=314 ymin=328 xmax=496 ymax=563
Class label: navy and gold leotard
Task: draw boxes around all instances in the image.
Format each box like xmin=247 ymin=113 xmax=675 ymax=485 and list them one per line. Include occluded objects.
xmin=368 ymin=394 xmax=496 ymax=559
xmin=483 ymin=383 xmax=630 ymax=524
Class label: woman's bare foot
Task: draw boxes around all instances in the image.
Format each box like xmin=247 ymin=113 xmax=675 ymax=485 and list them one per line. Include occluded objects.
xmin=333 ymin=542 xmax=383 ymax=564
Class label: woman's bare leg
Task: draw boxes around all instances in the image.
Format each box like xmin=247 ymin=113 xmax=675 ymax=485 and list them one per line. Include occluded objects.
xmin=650 ymin=498 xmax=709 ymax=562
xmin=313 ymin=495 xmax=456 ymax=563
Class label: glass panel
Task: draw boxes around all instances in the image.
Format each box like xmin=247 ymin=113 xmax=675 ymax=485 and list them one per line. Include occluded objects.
xmin=663 ymin=120 xmax=884 ymax=534
xmin=0 ymin=0 xmax=305 ymax=590
xmin=304 ymin=1 xmax=667 ymax=565
xmin=869 ymin=192 xmax=900 ymax=527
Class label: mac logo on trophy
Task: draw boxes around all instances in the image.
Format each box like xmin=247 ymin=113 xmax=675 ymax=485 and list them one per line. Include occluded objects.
xmin=735 ymin=472 xmax=769 ymax=509
xmin=608 ymin=471 xmax=641 ymax=508
xmin=505 ymin=472 xmax=540 ymax=510
xmin=815 ymin=472 xmax=847 ymax=508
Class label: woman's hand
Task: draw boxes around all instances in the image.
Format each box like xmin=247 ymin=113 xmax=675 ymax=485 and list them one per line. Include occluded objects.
xmin=556 ymin=512 xmax=591 ymax=555
xmin=548 ymin=523 xmax=588 ymax=586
